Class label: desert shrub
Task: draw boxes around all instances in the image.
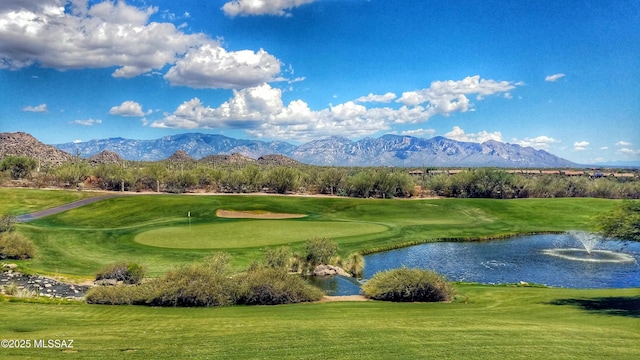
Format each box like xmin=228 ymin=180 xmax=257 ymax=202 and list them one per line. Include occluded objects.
xmin=345 ymin=253 xmax=365 ymax=277
xmin=596 ymin=200 xmax=640 ymax=241
xmin=95 ymin=262 xmax=145 ymax=284
xmin=85 ymin=285 xmax=151 ymax=305
xmin=305 ymin=237 xmax=338 ymax=266
xmin=236 ymin=267 xmax=324 ymax=305
xmin=0 ymin=214 xmax=16 ymax=233
xmin=289 ymin=252 xmax=303 ymax=273
xmin=146 ymin=253 xmax=236 ymax=307
xmin=3 ymin=282 xmax=19 ymax=296
xmin=362 ymin=267 xmax=455 ymax=302
xmin=0 ymin=232 xmax=36 ymax=260
xmin=263 ymin=246 xmax=292 ymax=269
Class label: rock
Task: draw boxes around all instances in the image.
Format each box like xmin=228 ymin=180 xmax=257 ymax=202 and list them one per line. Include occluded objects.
xmin=313 ymin=264 xmax=351 ymax=277
xmin=94 ymin=279 xmax=118 ymax=286
xmin=2 ymin=263 xmax=18 ymax=269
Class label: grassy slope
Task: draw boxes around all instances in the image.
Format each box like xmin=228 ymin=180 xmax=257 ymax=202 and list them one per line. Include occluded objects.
xmin=9 ymin=190 xmax=619 ymax=278
xmin=0 ymin=188 xmax=105 ymax=215
xmin=0 ymin=285 xmax=638 ymax=359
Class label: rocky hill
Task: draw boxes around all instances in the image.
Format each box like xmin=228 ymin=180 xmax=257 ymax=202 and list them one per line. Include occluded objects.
xmin=166 ymin=150 xmax=195 ymax=163
xmin=200 ymin=153 xmax=256 ymax=166
xmin=0 ymin=132 xmax=74 ymax=166
xmin=257 ymin=154 xmax=301 ymax=166
xmin=89 ymin=150 xmax=123 ymax=165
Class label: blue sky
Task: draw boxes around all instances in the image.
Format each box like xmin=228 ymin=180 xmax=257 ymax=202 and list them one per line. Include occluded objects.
xmin=1 ymin=0 xmax=638 ymax=164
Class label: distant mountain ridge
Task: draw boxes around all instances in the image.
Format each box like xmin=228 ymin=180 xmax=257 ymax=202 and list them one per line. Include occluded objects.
xmin=53 ymin=133 xmax=578 ymax=168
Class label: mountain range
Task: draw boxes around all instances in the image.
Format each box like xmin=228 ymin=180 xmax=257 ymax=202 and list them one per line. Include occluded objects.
xmin=53 ymin=133 xmax=578 ymax=168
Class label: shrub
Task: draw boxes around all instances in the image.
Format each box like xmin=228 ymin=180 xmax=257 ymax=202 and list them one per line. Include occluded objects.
xmin=95 ymin=262 xmax=145 ymax=285
xmin=345 ymin=253 xmax=365 ymax=277
xmin=145 ymin=253 xmax=236 ymax=307
xmin=85 ymin=285 xmax=150 ymax=305
xmin=263 ymin=246 xmax=292 ymax=269
xmin=596 ymin=200 xmax=640 ymax=241
xmin=0 ymin=232 xmax=36 ymax=260
xmin=0 ymin=214 xmax=16 ymax=233
xmin=305 ymin=237 xmax=338 ymax=266
xmin=236 ymin=267 xmax=324 ymax=305
xmin=362 ymin=267 xmax=455 ymax=302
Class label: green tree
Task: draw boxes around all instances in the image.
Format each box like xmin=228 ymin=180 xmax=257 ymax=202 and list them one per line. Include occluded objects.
xmin=54 ymin=161 xmax=91 ymax=187
xmin=596 ymin=200 xmax=640 ymax=241
xmin=0 ymin=156 xmax=37 ymax=180
xmin=265 ymin=167 xmax=300 ymax=194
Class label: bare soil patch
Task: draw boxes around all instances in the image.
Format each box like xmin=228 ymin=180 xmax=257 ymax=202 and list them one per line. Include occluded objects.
xmin=215 ymin=209 xmax=307 ymax=219
xmin=318 ymin=295 xmax=369 ymax=302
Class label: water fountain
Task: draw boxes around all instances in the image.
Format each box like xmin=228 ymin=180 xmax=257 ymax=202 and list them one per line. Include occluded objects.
xmin=541 ymin=231 xmax=636 ymax=263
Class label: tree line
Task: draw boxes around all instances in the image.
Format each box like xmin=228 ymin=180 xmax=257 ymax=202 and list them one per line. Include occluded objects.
xmin=1 ymin=155 xmax=638 ymax=199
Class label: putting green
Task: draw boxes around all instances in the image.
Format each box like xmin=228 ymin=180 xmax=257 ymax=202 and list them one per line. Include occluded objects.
xmin=135 ymin=220 xmax=389 ymax=249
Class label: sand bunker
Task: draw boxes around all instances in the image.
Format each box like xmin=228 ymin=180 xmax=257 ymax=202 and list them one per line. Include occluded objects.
xmin=216 ymin=209 xmax=307 ymax=219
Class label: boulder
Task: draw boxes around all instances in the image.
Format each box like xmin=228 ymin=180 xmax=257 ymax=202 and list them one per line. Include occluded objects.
xmin=94 ymin=279 xmax=118 ymax=286
xmin=313 ymin=264 xmax=351 ymax=277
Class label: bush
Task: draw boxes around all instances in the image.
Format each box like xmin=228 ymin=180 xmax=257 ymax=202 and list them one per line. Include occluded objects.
xmin=236 ymin=267 xmax=324 ymax=305
xmin=345 ymin=253 xmax=365 ymax=277
xmin=95 ymin=262 xmax=145 ymax=285
xmin=85 ymin=285 xmax=150 ymax=305
xmin=146 ymin=253 xmax=236 ymax=307
xmin=305 ymin=237 xmax=338 ymax=266
xmin=0 ymin=215 xmax=16 ymax=233
xmin=0 ymin=232 xmax=36 ymax=260
xmin=263 ymin=246 xmax=292 ymax=269
xmin=596 ymin=200 xmax=640 ymax=241
xmin=362 ymin=267 xmax=455 ymax=302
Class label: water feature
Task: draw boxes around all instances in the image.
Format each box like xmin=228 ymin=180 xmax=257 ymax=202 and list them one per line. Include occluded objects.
xmin=313 ymin=233 xmax=640 ymax=295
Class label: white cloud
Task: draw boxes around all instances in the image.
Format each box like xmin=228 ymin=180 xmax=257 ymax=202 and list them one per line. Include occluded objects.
xmin=73 ymin=139 xmax=82 ymax=143
xmin=0 ymin=0 xmax=282 ymax=87
xmin=152 ymin=75 xmax=521 ymax=141
xmin=444 ymin=126 xmax=502 ymax=143
xmin=513 ymin=136 xmax=559 ymax=150
xmin=164 ymin=44 xmax=281 ymax=89
xmin=70 ymin=118 xmax=101 ymax=126
xmin=616 ymin=141 xmax=632 ymax=147
xmin=600 ymin=146 xmax=609 ymax=150
xmin=400 ymin=128 xmax=437 ymax=137
xmin=22 ymin=104 xmax=48 ymax=112
xmin=396 ymin=76 xmax=519 ymax=119
xmin=152 ymin=83 xmax=391 ymax=140
xmin=109 ymin=101 xmax=148 ymax=117
xmin=355 ymin=92 xmax=397 ymax=103
xmin=545 ymin=73 xmax=565 ymax=82
xmin=222 ymin=0 xmax=316 ymax=17
xmin=617 ymin=148 xmax=640 ymax=155
xmin=573 ymin=141 xmax=589 ymax=151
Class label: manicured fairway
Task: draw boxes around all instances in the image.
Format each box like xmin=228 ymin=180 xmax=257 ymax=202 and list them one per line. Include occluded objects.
xmin=135 ymin=220 xmax=389 ymax=249
xmin=6 ymin=189 xmax=621 ymax=277
xmin=1 ymin=285 xmax=638 ymax=359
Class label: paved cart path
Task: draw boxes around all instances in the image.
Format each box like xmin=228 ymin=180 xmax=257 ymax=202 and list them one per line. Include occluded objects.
xmin=16 ymin=194 xmax=128 ymax=222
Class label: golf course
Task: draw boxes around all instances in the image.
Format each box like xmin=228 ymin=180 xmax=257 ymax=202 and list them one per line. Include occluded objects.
xmin=1 ymin=188 xmax=639 ymax=359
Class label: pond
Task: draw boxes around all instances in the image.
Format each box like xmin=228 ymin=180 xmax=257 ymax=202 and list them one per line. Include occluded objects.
xmin=309 ymin=233 xmax=640 ymax=295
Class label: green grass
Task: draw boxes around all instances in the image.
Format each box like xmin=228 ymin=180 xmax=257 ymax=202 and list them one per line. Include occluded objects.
xmin=0 ymin=188 xmax=105 ymax=215
xmin=7 ymin=189 xmax=620 ymax=277
xmin=0 ymin=285 xmax=638 ymax=359
xmin=135 ymin=220 xmax=388 ymax=249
